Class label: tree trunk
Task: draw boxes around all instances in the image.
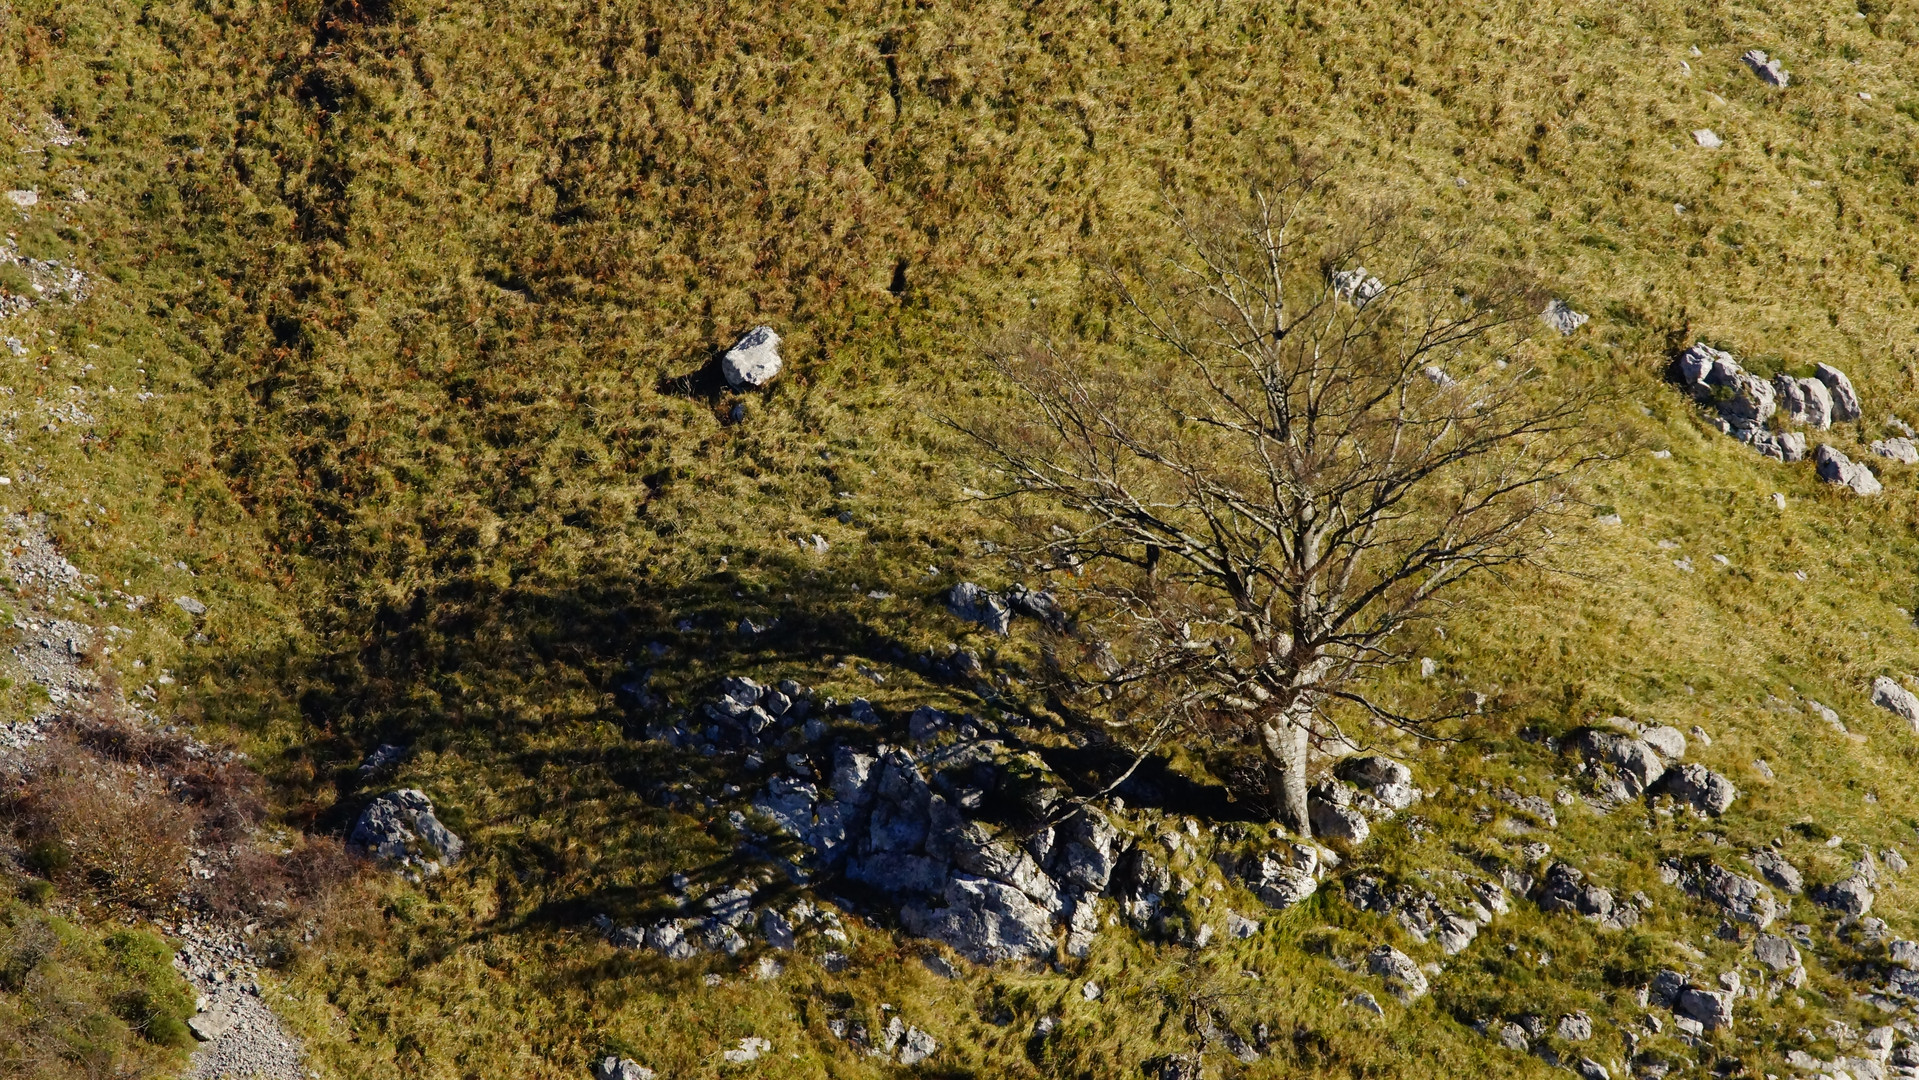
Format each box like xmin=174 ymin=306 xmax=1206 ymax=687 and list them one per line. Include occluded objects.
xmin=1260 ymin=715 xmax=1312 ymax=837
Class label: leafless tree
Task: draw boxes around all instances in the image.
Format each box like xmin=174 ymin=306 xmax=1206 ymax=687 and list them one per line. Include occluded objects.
xmin=958 ymin=177 xmax=1614 ymax=837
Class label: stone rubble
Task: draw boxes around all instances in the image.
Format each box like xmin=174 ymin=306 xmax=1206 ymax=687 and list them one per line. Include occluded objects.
xmin=1742 ymin=48 xmax=1791 ymax=87
xmin=1542 ymin=299 xmax=1589 ymax=336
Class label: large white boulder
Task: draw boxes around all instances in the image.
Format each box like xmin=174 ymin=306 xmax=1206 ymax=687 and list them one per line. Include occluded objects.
xmin=721 ymin=326 xmax=783 ymax=388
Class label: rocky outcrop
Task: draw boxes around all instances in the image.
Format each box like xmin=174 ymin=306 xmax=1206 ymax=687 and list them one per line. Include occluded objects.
xmin=1680 ymin=861 xmax=1779 ymax=928
xmin=593 ymin=1057 xmax=656 ymax=1080
xmin=1815 ymin=445 xmax=1882 ymax=495
xmin=1366 ymin=944 xmax=1427 ymax=1000
xmin=1345 ymin=871 xmax=1508 ymax=953
xmin=1542 ymin=299 xmax=1589 ymax=336
xmin=1817 ymin=363 xmax=1864 ymax=421
xmin=721 ymin=326 xmax=782 ymax=388
xmin=1671 ymin=344 xmax=1868 ymax=464
xmin=1871 ymin=676 xmax=1919 ymax=731
xmin=348 ymin=789 xmax=464 ymax=873
xmin=1816 ymin=855 xmax=1878 ymax=916
xmin=944 ymin=581 xmax=1065 ymax=635
xmin=1333 ymin=267 xmax=1384 ymax=308
xmin=1536 ymin=862 xmax=1639 ymax=930
xmin=1750 ymin=848 xmax=1804 ymax=894
xmin=1656 ymin=763 xmax=1738 ymax=815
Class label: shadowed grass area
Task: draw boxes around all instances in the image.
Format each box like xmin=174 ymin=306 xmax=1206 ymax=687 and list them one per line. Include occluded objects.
xmin=3 ymin=0 xmax=1919 ymax=1076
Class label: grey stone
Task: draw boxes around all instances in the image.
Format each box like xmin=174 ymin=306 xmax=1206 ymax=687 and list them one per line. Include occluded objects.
xmin=1658 ymin=763 xmax=1737 ymax=814
xmin=593 ymin=1057 xmax=657 ymax=1080
xmin=1751 ymin=848 xmax=1803 ymax=894
xmin=1815 ymin=444 xmax=1882 ymax=495
xmin=897 ymin=1025 xmax=937 ymax=1066
xmin=1775 ymin=374 xmax=1834 ymax=429
xmin=1675 ymin=987 xmax=1734 ymax=1030
xmin=1543 ymin=299 xmax=1589 ymax=336
xmin=188 ymin=1009 xmax=234 ymax=1042
xmin=1332 ymin=267 xmax=1384 ymax=308
xmin=1816 ymin=363 xmax=1863 ymax=421
xmin=760 ymin=908 xmax=796 ymax=950
xmin=1871 ymin=676 xmax=1919 ymax=731
xmin=1497 ymin=1022 xmax=1529 ymax=1052
xmin=1366 ymin=944 xmax=1428 ymax=1001
xmin=1641 ymin=725 xmax=1687 ymax=761
xmin=722 ymin=1036 xmax=772 ymax=1064
xmin=1335 ymin=755 xmax=1414 ymax=790
xmin=1817 ymin=872 xmax=1876 ymax=916
xmin=721 ymin=326 xmax=782 ymax=388
xmin=1153 ymin=1053 xmax=1203 ymax=1080
xmin=1246 ymin=853 xmax=1318 ymax=909
xmin=1573 ymin=730 xmax=1666 ymax=793
xmin=1309 ymin=799 xmax=1370 ymax=843
xmin=1435 ymin=913 xmax=1480 ymax=955
xmin=1753 ymin=933 xmax=1801 ymax=972
xmin=1742 ymin=48 xmax=1790 ymax=87
xmin=348 ymin=789 xmax=464 ymax=869
xmin=901 ymin=874 xmax=1054 ymax=963
xmin=1558 ymin=1011 xmax=1593 ymax=1041
xmin=1004 ymin=584 xmax=1067 ymax=628
xmin=1872 ymin=437 xmax=1919 ymax=464
xmin=1648 ymin=968 xmax=1687 ymax=1008
xmin=357 ymin=742 xmax=407 ymax=776
xmin=1890 ymin=939 xmax=1919 ymax=970
xmin=175 ymin=595 xmax=208 ymax=616
xmin=831 ymin=747 xmax=878 ymax=805
xmin=1695 ymin=863 xmax=1778 ymax=928
xmin=1227 ymin=911 xmax=1261 ymax=939
xmin=1538 ymin=863 xmax=1616 ymax=921
xmin=946 ymin=582 xmax=1011 ymax=635
xmin=1578 ymin=1059 xmax=1612 ymax=1080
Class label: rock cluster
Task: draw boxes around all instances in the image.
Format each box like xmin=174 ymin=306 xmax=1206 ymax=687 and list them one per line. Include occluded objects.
xmin=1537 ymin=862 xmax=1643 ymax=930
xmin=1566 ymin=724 xmax=1735 ymax=814
xmin=1649 ymin=968 xmax=1736 ymax=1034
xmin=1665 ymin=859 xmax=1779 ymax=927
xmin=1332 ymin=267 xmax=1385 ymax=308
xmin=592 ymin=1057 xmax=656 ymax=1080
xmin=1346 ymin=869 xmax=1510 ymax=953
xmin=944 ymin=581 xmax=1065 ymax=635
xmin=1307 ymin=755 xmax=1421 ymax=843
xmin=1670 ymin=344 xmax=1864 ymax=467
xmin=347 ymin=789 xmax=464 ymax=874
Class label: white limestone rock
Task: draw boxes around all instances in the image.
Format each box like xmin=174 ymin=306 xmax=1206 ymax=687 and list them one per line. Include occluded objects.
xmin=721 ymin=326 xmax=783 ymax=388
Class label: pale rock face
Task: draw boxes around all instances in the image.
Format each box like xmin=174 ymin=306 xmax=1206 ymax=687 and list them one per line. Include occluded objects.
xmin=1332 ymin=267 xmax=1384 ymax=308
xmin=1775 ymin=374 xmax=1834 ymax=429
xmin=1542 ymin=299 xmax=1589 ymax=335
xmin=1693 ymin=129 xmax=1723 ymax=148
xmin=1366 ymin=944 xmax=1428 ymax=1001
xmin=1815 ymin=363 xmax=1863 ymax=421
xmin=1641 ymin=725 xmax=1688 ymax=761
xmin=1871 ymin=437 xmax=1919 ymax=464
xmin=1813 ymin=444 xmax=1881 ymax=495
xmin=1675 ymin=986 xmax=1734 ymax=1030
xmin=1870 ymin=676 xmax=1919 ymax=730
xmin=721 ymin=326 xmax=783 ymax=388
xmin=1658 ymin=763 xmax=1738 ymax=814
xmin=1753 ymin=933 xmax=1802 ymax=973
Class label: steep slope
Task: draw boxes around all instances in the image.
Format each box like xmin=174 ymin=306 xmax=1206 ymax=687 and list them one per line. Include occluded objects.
xmin=5 ymin=0 xmax=1919 ymax=1078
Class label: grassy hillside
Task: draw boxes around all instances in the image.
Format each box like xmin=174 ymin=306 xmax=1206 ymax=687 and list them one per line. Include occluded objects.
xmin=6 ymin=0 xmax=1919 ymax=1076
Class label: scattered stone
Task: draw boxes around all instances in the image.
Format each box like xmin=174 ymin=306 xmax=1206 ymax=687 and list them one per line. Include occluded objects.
xmin=1816 ymin=364 xmax=1864 ymax=421
xmin=722 ymin=1036 xmax=772 ymax=1064
xmin=1690 ymin=863 xmax=1779 ymax=928
xmin=1816 ymin=867 xmax=1877 ymax=916
xmin=721 ymin=326 xmax=782 ymax=388
xmin=1558 ymin=1011 xmax=1594 ymax=1041
xmin=1538 ymin=863 xmax=1620 ymax=923
xmin=593 ymin=1056 xmax=657 ymax=1080
xmin=1243 ymin=850 xmax=1319 ymax=910
xmin=1871 ymin=676 xmax=1919 ymax=730
xmin=1570 ymin=728 xmax=1666 ymax=794
xmin=1082 ymin=980 xmax=1102 ymax=1001
xmin=1332 ymin=267 xmax=1385 ymax=308
xmin=945 ymin=582 xmax=1011 ymax=635
xmin=1496 ymin=1021 xmax=1529 ymax=1052
xmin=175 ymin=595 xmax=208 ymax=616
xmin=1366 ymin=945 xmax=1428 ymax=1001
xmin=1577 ymin=1058 xmax=1612 ymax=1080
xmin=1754 ymin=933 xmax=1802 ymax=973
xmin=1227 ymin=911 xmax=1261 ymax=939
xmin=1670 ymin=343 xmax=1805 ymax=459
xmin=1351 ymin=991 xmax=1384 ymax=1016
xmin=1542 ymin=299 xmax=1589 ymax=336
xmin=1693 ymin=129 xmax=1722 ymax=149
xmin=1742 ymin=49 xmax=1791 ymax=87
xmin=896 ymin=1025 xmax=937 ymax=1066
xmin=1657 ymin=763 xmax=1738 ymax=815
xmin=1814 ymin=445 xmax=1882 ymax=495
xmin=348 ymin=789 xmax=464 ymax=871
xmin=1750 ymin=848 xmax=1804 ymax=894
xmin=1872 ymin=437 xmax=1919 ymax=464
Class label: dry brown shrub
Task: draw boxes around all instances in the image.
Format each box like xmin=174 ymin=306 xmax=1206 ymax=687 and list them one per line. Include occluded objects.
xmin=11 ymin=739 xmax=193 ymax=908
